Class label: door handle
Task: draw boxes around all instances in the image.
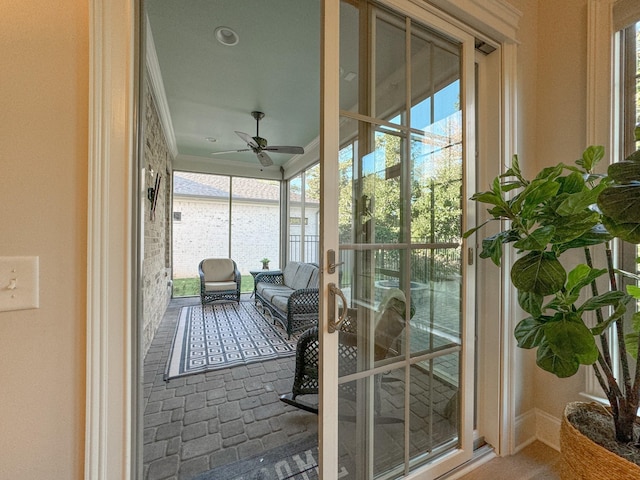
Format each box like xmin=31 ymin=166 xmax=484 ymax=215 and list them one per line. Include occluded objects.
xmin=328 ymin=282 xmax=348 ymax=333
xmin=327 ymin=249 xmax=344 ymax=274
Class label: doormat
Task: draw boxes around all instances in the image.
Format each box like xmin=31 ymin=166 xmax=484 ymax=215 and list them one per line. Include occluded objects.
xmin=164 ymin=302 xmax=298 ymax=380
xmin=192 ymin=436 xmax=352 ymax=480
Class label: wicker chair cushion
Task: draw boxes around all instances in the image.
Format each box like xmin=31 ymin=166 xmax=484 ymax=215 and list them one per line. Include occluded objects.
xmin=204 ymin=280 xmax=238 ymax=292
xmin=201 ymin=258 xmax=235 ymax=282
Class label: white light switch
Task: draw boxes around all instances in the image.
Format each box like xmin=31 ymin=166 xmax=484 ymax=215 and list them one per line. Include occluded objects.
xmin=0 ymin=256 xmax=39 ymax=312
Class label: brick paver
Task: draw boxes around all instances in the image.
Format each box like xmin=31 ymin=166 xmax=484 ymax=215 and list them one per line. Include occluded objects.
xmin=143 ymin=296 xmax=318 ymax=480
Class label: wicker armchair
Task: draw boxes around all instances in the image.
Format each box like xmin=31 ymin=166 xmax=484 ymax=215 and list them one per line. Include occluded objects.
xmin=280 ymin=289 xmax=413 ymax=420
xmin=198 ymin=258 xmax=241 ymax=311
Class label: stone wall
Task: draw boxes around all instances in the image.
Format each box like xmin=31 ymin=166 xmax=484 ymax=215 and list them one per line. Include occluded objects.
xmin=143 ymin=80 xmax=172 ymax=356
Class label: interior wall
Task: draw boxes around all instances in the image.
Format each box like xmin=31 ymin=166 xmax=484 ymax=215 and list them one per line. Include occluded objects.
xmin=0 ymin=0 xmax=88 ymax=478
xmin=530 ymin=0 xmax=590 ymax=421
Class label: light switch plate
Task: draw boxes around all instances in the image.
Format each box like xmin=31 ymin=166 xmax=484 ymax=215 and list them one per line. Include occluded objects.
xmin=0 ymin=256 xmax=39 ymax=312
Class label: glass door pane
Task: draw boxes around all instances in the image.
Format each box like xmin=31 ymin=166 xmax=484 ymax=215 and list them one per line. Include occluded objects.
xmin=333 ymin=1 xmax=470 ymax=477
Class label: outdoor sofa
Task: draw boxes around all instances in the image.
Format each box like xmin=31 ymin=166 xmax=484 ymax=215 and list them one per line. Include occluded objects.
xmin=254 ymin=261 xmax=319 ymax=338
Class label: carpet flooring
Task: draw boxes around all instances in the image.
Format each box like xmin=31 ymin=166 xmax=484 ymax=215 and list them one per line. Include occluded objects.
xmin=164 ymin=301 xmax=298 ymax=380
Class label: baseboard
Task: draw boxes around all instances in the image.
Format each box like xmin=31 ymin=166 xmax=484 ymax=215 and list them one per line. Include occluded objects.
xmin=514 ymin=409 xmax=537 ymax=452
xmin=534 ymin=408 xmax=561 ymax=451
xmin=514 ymin=408 xmax=561 ymax=453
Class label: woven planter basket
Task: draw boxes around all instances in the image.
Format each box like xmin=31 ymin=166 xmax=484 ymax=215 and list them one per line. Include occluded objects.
xmin=560 ymin=402 xmax=640 ymax=479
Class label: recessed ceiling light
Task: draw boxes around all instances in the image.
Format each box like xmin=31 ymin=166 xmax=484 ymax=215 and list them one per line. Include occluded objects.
xmin=205 ymin=137 xmax=217 ymax=143
xmin=215 ymin=27 xmax=239 ymax=46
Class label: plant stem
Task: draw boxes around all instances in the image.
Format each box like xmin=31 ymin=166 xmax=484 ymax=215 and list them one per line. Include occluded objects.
xmin=605 ymin=244 xmax=633 ymax=396
xmin=584 ymin=248 xmax=615 ymax=372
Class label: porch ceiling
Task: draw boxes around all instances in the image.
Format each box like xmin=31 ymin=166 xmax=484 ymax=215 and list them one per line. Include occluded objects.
xmin=145 ymin=0 xmax=324 ymax=171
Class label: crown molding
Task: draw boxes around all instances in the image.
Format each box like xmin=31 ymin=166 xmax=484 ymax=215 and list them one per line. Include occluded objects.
xmin=420 ymin=0 xmax=521 ymax=42
xmin=145 ymin=14 xmax=178 ymax=159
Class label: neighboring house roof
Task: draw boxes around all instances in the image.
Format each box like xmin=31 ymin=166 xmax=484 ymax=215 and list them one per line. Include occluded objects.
xmin=174 ymin=171 xmax=281 ymax=201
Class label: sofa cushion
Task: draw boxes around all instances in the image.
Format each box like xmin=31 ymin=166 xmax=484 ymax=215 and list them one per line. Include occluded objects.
xmin=271 ymin=295 xmax=291 ymax=313
xmin=308 ymin=267 xmax=319 ymax=288
xmin=282 ymin=262 xmax=300 ymax=288
xmin=257 ymin=285 xmax=293 ymax=303
xmin=289 ymin=263 xmax=316 ymax=290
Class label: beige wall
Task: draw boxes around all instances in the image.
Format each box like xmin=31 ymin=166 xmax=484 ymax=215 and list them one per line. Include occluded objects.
xmin=510 ymin=0 xmax=592 ymax=423
xmin=531 ymin=0 xmax=591 ymax=421
xmin=0 ymin=0 xmax=88 ymax=478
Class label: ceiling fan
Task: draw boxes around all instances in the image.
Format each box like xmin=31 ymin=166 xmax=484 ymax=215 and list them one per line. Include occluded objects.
xmin=212 ymin=111 xmax=304 ymax=167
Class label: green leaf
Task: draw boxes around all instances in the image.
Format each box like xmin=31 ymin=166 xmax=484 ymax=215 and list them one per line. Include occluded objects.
xmin=607 ymin=161 xmax=640 ymax=183
xmin=550 ymin=210 xmax=601 ymax=244
xmin=591 ymin=302 xmax=627 ymax=336
xmin=625 ymin=332 xmax=639 ymax=359
xmin=534 ymin=164 xmax=564 ymax=182
xmin=513 ymin=226 xmax=555 ymax=251
xmin=511 ymin=251 xmax=567 ymax=295
xmin=627 ymin=284 xmax=640 ymax=300
xmin=578 ymin=290 xmax=627 ymax=311
xmin=543 ymin=318 xmax=599 ymax=365
xmin=556 ymin=182 xmax=608 ymax=216
xmin=557 ymin=171 xmax=585 ymax=195
xmin=554 ymin=224 xmax=612 ymax=254
xmin=462 ymin=219 xmax=491 ymax=239
xmin=536 ymin=340 xmax=581 ymax=378
xmin=601 ymin=216 xmax=640 ymax=244
xmin=501 ymin=181 xmax=523 ymax=192
xmin=577 ymin=145 xmax=604 ymax=172
xmin=598 ymin=185 xmax=640 ymax=223
xmin=471 ymin=190 xmax=505 ymax=207
xmin=515 ymin=317 xmax=547 ymax=348
xmin=518 ymin=179 xmax=561 ymax=218
xmin=479 ymin=232 xmax=506 ymax=266
xmin=566 ymin=265 xmax=607 ymax=296
xmin=633 ymin=311 xmax=640 ymax=333
xmin=518 ymin=290 xmax=543 ymax=317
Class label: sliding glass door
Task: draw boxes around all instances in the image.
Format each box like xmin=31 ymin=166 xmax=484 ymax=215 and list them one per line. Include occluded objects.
xmin=319 ymin=1 xmax=476 ymax=477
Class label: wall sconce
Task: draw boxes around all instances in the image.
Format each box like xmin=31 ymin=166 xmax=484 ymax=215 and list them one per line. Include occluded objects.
xmin=148 ymin=170 xmax=161 ymax=221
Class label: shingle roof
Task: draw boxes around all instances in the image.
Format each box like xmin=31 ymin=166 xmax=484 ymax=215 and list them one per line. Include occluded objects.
xmin=173 ymin=172 xmax=281 ymax=201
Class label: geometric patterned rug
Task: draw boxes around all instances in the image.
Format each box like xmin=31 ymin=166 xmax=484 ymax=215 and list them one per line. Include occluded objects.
xmin=164 ymin=302 xmax=298 ymax=380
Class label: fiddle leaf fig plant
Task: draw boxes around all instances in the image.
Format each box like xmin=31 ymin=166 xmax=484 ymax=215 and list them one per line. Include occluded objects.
xmin=464 ymin=128 xmax=640 ymax=444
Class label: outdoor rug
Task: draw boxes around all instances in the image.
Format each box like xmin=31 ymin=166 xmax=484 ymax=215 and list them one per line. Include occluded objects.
xmin=164 ymin=302 xmax=298 ymax=380
xmin=192 ymin=435 xmax=352 ymax=480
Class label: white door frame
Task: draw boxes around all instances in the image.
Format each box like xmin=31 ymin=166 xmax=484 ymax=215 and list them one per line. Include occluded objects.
xmin=86 ymin=1 xmax=521 ymax=478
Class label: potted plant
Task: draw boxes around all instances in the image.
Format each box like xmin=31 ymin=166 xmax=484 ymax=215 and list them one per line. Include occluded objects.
xmin=261 ymin=258 xmax=270 ymax=270
xmin=464 ymin=129 xmax=640 ymax=477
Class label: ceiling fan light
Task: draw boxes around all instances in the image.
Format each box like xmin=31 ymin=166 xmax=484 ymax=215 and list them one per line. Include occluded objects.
xmin=215 ymin=27 xmax=239 ymax=46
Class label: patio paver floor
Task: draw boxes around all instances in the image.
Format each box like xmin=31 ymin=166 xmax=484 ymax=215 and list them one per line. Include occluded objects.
xmin=143 ymin=295 xmax=318 ymax=480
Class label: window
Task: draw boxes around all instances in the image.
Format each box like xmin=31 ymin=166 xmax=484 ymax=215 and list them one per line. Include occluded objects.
xmin=287 ymin=164 xmax=319 ymax=264
xmin=617 ymin=19 xmax=640 ymax=387
xmin=585 ymin=3 xmax=640 ymax=401
xmin=171 ymin=172 xmax=281 ymax=296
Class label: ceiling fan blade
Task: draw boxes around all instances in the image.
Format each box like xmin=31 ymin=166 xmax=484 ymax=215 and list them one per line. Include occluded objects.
xmin=235 ymin=131 xmax=259 ymax=149
xmin=263 ymin=145 xmax=304 ymax=155
xmin=211 ymin=149 xmax=251 ymax=155
xmin=256 ymin=151 xmax=273 ymax=167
